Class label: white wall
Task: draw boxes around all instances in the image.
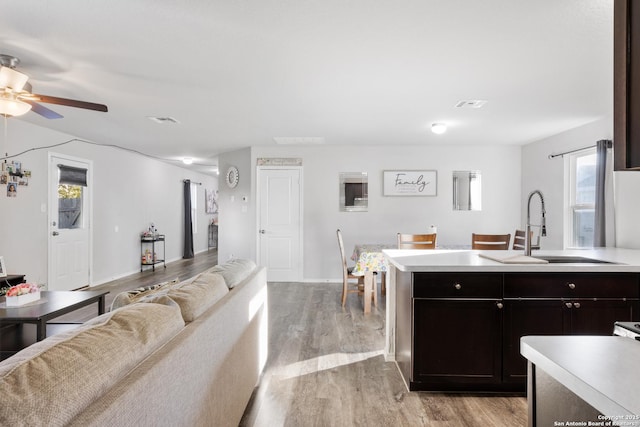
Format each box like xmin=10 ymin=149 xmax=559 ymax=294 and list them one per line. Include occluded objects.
xmin=0 ymin=120 xmax=217 ymax=287
xmin=521 ymin=117 xmax=612 ymax=249
xmin=615 ymin=172 xmax=640 ymax=249
xmin=237 ymin=144 xmax=522 ymax=281
xmin=217 ymin=147 xmax=255 ymax=263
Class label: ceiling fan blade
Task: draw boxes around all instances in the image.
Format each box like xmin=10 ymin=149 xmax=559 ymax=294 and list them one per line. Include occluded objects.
xmin=23 ymin=100 xmax=64 ymax=119
xmin=31 ymin=93 xmax=108 ymax=112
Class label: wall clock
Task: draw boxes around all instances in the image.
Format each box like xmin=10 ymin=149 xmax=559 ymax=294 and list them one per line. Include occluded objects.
xmin=225 ymin=166 xmax=239 ymax=188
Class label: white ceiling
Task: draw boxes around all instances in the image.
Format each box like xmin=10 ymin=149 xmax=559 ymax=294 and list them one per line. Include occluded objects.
xmin=1 ymin=0 xmax=613 ymax=175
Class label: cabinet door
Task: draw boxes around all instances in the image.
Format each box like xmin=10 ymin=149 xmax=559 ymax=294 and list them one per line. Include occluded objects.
xmin=503 ymin=300 xmax=568 ymax=384
xmin=569 ymin=299 xmax=638 ymax=335
xmin=412 ymin=299 xmax=502 ymax=390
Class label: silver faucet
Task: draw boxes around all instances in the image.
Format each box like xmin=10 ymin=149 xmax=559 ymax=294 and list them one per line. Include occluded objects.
xmin=525 ymin=190 xmax=547 ymax=256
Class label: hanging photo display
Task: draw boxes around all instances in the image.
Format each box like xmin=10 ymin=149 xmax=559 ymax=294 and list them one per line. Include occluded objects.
xmin=2 ymin=161 xmax=31 ymax=197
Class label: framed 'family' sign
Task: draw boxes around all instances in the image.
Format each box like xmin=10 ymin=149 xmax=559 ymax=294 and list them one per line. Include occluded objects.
xmin=383 ymin=170 xmax=437 ymax=196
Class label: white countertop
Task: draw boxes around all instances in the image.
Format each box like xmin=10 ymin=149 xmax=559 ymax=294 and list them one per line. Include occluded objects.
xmin=521 ymin=335 xmax=640 ymax=417
xmin=383 ymin=248 xmax=640 ymax=272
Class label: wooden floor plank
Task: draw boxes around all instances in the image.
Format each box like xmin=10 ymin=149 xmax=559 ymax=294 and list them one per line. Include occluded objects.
xmin=240 ymin=281 xmax=527 ymax=427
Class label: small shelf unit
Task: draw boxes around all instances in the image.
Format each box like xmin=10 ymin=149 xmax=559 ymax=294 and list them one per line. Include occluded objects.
xmin=140 ymin=234 xmax=166 ymax=272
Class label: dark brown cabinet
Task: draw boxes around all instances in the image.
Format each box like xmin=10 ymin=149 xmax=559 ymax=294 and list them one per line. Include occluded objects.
xmin=397 ymin=270 xmax=640 ymax=392
xmin=614 ymin=0 xmax=640 ymax=170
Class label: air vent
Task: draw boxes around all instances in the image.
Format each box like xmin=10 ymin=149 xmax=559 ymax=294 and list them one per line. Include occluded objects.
xmin=454 ymin=100 xmax=488 ymax=109
xmin=273 ymin=137 xmax=325 ymax=145
xmin=147 ymin=116 xmax=180 ymax=124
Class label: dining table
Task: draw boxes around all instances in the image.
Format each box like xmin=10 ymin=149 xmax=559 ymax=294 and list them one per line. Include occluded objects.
xmin=350 ymin=243 xmax=396 ymax=313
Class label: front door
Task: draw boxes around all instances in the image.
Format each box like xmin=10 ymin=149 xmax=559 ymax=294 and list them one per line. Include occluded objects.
xmin=257 ymin=167 xmax=302 ymax=281
xmin=48 ymin=154 xmax=92 ymax=291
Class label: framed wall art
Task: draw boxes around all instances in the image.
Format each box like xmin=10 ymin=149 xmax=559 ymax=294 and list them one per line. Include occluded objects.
xmin=0 ymin=256 xmax=6 ymax=278
xmin=383 ymin=170 xmax=437 ymax=196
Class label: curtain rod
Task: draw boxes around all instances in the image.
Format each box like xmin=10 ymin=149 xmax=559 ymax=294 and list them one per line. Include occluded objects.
xmin=548 ymin=145 xmax=595 ymax=159
xmin=183 ymin=179 xmax=202 ymax=185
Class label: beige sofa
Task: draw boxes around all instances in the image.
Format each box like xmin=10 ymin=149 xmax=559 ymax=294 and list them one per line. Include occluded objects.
xmin=0 ymin=260 xmax=267 ymax=427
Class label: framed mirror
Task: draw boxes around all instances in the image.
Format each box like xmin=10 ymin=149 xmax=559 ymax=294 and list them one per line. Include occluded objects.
xmin=453 ymin=170 xmax=482 ymax=211
xmin=339 ymin=172 xmax=368 ymax=212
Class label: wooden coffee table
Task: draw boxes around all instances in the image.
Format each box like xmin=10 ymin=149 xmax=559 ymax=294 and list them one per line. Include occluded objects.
xmin=0 ymin=290 xmax=109 ymax=342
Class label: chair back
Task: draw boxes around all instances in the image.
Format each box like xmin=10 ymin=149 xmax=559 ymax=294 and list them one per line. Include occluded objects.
xmin=471 ymin=233 xmax=511 ymax=250
xmin=397 ymin=233 xmax=437 ymax=249
xmin=336 ymin=229 xmax=350 ymax=278
xmin=513 ymin=229 xmax=527 ymax=250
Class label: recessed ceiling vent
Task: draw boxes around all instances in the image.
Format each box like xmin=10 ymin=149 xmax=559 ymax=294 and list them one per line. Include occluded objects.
xmin=147 ymin=116 xmax=180 ymax=124
xmin=455 ymin=100 xmax=488 ymax=109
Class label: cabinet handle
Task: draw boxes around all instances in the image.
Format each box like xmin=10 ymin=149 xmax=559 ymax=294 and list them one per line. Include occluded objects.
xmin=568 ymin=283 xmax=576 ymax=290
xmin=573 ymin=302 xmax=581 ymax=309
xmin=565 ymin=302 xmax=573 ymax=309
xmin=454 ymin=283 xmax=462 ymax=290
xmin=496 ymin=302 xmax=504 ymax=309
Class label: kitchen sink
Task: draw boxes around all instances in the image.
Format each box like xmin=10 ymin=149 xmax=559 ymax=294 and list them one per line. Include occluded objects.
xmin=533 ymin=255 xmax=618 ymax=264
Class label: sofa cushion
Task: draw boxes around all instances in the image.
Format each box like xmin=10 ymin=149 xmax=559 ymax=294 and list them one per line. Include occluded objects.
xmin=206 ymin=259 xmax=257 ymax=289
xmin=0 ymin=303 xmax=185 ymax=427
xmin=110 ymin=278 xmax=179 ymax=310
xmin=166 ymin=272 xmax=229 ymax=322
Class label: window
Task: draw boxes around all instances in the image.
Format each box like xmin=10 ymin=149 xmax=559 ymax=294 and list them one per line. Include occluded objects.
xmin=191 ymin=183 xmax=198 ymax=233
xmin=567 ymin=148 xmax=596 ymax=248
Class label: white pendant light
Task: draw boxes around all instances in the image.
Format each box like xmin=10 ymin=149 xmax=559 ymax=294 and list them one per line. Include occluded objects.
xmin=431 ymin=123 xmax=447 ymax=134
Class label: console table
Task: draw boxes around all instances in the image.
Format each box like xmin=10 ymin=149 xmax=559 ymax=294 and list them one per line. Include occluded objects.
xmin=1 ymin=274 xmax=26 ymax=288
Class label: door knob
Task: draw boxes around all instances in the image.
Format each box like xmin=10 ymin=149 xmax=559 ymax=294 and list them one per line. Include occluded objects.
xmin=568 ymin=283 xmax=576 ymax=290
xmin=496 ymin=302 xmax=504 ymax=309
xmin=454 ymin=283 xmax=462 ymax=290
xmin=52 ymin=231 xmax=59 ymax=236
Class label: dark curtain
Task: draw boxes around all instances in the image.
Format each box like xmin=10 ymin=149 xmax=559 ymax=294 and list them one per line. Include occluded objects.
xmin=183 ymin=180 xmax=194 ymax=258
xmin=593 ymin=139 xmax=612 ymax=247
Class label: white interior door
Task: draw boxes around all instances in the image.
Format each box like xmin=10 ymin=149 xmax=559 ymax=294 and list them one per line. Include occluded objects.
xmin=258 ymin=167 xmax=302 ymax=281
xmin=48 ymin=154 xmax=92 ymax=291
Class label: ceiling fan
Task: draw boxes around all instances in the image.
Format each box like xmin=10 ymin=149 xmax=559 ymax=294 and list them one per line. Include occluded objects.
xmin=0 ymin=54 xmax=108 ymax=119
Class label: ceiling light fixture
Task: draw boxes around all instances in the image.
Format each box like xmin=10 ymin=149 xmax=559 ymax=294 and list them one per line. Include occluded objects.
xmin=0 ymin=96 xmax=32 ymax=117
xmin=431 ymin=123 xmax=447 ymax=135
xmin=182 ymin=157 xmax=193 ymax=165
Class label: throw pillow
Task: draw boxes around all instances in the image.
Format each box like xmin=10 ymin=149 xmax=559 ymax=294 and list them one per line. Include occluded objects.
xmin=110 ymin=278 xmax=179 ymax=311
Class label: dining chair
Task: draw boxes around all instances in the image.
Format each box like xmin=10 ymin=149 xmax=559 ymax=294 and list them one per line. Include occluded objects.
xmin=337 ymin=229 xmax=372 ymax=307
xmin=397 ymin=233 xmax=437 ymax=249
xmin=513 ymin=229 xmax=527 ymax=250
xmin=471 ymin=233 xmax=511 ymax=250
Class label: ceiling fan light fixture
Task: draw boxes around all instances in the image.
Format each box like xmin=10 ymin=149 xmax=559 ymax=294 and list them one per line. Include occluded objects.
xmin=431 ymin=123 xmax=447 ymax=134
xmin=0 ymin=66 xmax=29 ymax=92
xmin=0 ymin=97 xmax=32 ymax=117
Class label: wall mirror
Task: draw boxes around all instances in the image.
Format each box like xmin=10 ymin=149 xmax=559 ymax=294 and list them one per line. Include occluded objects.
xmin=453 ymin=170 xmax=482 ymax=211
xmin=339 ymin=172 xmax=368 ymax=212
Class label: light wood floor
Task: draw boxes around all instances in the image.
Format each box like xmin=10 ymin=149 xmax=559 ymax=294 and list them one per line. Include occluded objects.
xmin=240 ymin=282 xmax=528 ymax=427
xmin=38 ymin=253 xmax=527 ymax=426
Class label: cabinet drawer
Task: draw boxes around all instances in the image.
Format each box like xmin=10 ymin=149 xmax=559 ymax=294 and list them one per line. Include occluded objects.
xmin=504 ymin=273 xmax=639 ymax=299
xmin=413 ymin=273 xmax=502 ymax=298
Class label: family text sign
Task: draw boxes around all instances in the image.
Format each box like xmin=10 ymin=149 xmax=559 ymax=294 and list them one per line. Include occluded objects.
xmin=383 ymin=170 xmax=437 ymax=196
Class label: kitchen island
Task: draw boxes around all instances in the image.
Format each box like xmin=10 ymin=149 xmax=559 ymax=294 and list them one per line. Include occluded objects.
xmin=383 ymin=248 xmax=640 ymax=392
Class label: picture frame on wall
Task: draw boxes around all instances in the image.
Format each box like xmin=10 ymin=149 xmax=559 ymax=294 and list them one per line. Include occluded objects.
xmin=383 ymin=170 xmax=437 ymax=196
xmin=0 ymin=256 xmax=6 ymax=278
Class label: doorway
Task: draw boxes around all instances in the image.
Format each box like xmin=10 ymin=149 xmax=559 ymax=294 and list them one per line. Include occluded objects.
xmin=48 ymin=153 xmax=92 ymax=291
xmin=257 ymin=167 xmax=303 ymax=281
